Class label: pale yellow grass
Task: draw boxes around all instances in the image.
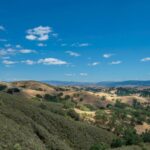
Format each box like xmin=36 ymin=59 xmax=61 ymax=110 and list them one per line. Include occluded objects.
xmin=135 ymin=122 xmax=150 ymax=134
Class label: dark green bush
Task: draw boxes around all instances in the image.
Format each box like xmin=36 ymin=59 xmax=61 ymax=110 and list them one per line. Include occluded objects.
xmin=141 ymin=130 xmax=150 ymax=143
xmin=0 ymin=85 xmax=7 ymax=91
xmin=90 ymin=143 xmax=108 ymax=150
xmin=67 ymin=109 xmax=80 ymax=121
xmin=111 ymin=138 xmax=124 ymax=148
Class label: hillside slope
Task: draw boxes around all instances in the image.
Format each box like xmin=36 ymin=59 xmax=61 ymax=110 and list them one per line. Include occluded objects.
xmin=0 ymin=92 xmax=115 ymax=150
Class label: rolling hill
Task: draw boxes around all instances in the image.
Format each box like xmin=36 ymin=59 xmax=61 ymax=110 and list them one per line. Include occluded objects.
xmin=0 ymin=86 xmax=115 ymax=150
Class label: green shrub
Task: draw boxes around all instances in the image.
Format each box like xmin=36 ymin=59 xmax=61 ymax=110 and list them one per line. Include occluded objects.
xmin=111 ymin=138 xmax=124 ymax=148
xmin=141 ymin=130 xmax=150 ymax=143
xmin=0 ymin=85 xmax=7 ymax=91
xmin=44 ymin=94 xmax=59 ymax=102
xmin=67 ymin=109 xmax=80 ymax=121
xmin=7 ymin=88 xmax=20 ymax=94
xmin=13 ymin=143 xmax=22 ymax=150
xmin=123 ymin=127 xmax=141 ymax=145
xmin=90 ymin=143 xmax=108 ymax=150
xmin=76 ymin=104 xmax=90 ymax=111
xmin=63 ymin=101 xmax=76 ymax=109
xmin=95 ymin=110 xmax=108 ymax=124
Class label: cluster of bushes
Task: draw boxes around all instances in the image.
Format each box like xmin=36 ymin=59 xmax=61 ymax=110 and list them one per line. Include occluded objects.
xmin=115 ymin=87 xmax=138 ymax=96
xmin=111 ymin=128 xmax=150 ymax=148
xmin=0 ymin=85 xmax=7 ymax=91
xmin=140 ymin=90 xmax=150 ymax=97
xmin=7 ymin=87 xmax=20 ymax=94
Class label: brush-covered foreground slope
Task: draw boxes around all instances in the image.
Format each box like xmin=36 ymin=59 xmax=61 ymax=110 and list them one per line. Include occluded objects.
xmin=0 ymin=92 xmax=115 ymax=150
xmin=110 ymin=143 xmax=150 ymax=150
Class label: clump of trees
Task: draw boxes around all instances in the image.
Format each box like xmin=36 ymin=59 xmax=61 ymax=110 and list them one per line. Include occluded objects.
xmin=67 ymin=109 xmax=80 ymax=121
xmin=7 ymin=87 xmax=20 ymax=94
xmin=115 ymin=87 xmax=137 ymax=96
xmin=0 ymin=85 xmax=7 ymax=91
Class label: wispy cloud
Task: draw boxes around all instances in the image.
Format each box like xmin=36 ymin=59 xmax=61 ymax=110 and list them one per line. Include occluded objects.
xmin=65 ymin=73 xmax=76 ymax=76
xmin=1 ymin=56 xmax=10 ymax=60
xmin=80 ymin=73 xmax=88 ymax=76
xmin=88 ymin=62 xmax=100 ymax=66
xmin=2 ymin=60 xmax=17 ymax=65
xmin=38 ymin=58 xmax=68 ymax=65
xmin=110 ymin=61 xmax=122 ymax=65
xmin=21 ymin=60 xmax=36 ymax=65
xmin=2 ymin=58 xmax=68 ymax=66
xmin=37 ymin=43 xmax=47 ymax=47
xmin=4 ymin=44 xmax=11 ymax=47
xmin=103 ymin=53 xmax=113 ymax=58
xmin=0 ymin=25 xmax=5 ymax=31
xmin=141 ymin=57 xmax=150 ymax=62
xmin=19 ymin=49 xmax=36 ymax=54
xmin=0 ymin=39 xmax=7 ymax=42
xmin=26 ymin=26 xmax=58 ymax=41
xmin=66 ymin=51 xmax=80 ymax=57
xmin=71 ymin=42 xmax=90 ymax=47
xmin=0 ymin=47 xmax=36 ymax=56
xmin=16 ymin=45 xmax=22 ymax=48
xmin=61 ymin=43 xmax=67 ymax=47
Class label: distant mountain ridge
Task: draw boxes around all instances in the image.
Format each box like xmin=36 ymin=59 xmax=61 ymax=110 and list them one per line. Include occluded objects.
xmin=43 ymin=80 xmax=150 ymax=87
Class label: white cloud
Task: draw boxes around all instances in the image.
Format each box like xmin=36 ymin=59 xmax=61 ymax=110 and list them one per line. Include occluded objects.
xmin=37 ymin=43 xmax=47 ymax=47
xmin=110 ymin=61 xmax=122 ymax=65
xmin=21 ymin=60 xmax=35 ymax=65
xmin=0 ymin=39 xmax=7 ymax=42
xmin=19 ymin=49 xmax=36 ymax=54
xmin=52 ymin=33 xmax=58 ymax=38
xmin=16 ymin=44 xmax=22 ymax=48
xmin=71 ymin=43 xmax=90 ymax=47
xmin=26 ymin=34 xmax=37 ymax=40
xmin=0 ymin=47 xmax=36 ymax=56
xmin=61 ymin=43 xmax=67 ymax=47
xmin=0 ymin=49 xmax=7 ymax=56
xmin=1 ymin=56 xmax=10 ymax=60
xmin=0 ymin=25 xmax=5 ymax=31
xmin=103 ymin=54 xmax=113 ymax=58
xmin=2 ymin=60 xmax=17 ymax=65
xmin=78 ymin=43 xmax=90 ymax=47
xmin=66 ymin=51 xmax=80 ymax=57
xmin=0 ymin=48 xmax=16 ymax=56
xmin=5 ymin=44 xmax=11 ymax=47
xmin=26 ymin=26 xmax=57 ymax=41
xmin=89 ymin=62 xmax=100 ymax=66
xmin=80 ymin=73 xmax=88 ymax=76
xmin=1 ymin=57 xmax=67 ymax=66
xmin=38 ymin=34 xmax=49 ymax=41
xmin=65 ymin=73 xmax=76 ymax=76
xmin=141 ymin=57 xmax=150 ymax=62
xmin=38 ymin=58 xmax=68 ymax=65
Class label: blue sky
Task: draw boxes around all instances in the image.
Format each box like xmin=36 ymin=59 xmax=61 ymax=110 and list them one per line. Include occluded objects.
xmin=0 ymin=0 xmax=150 ymax=82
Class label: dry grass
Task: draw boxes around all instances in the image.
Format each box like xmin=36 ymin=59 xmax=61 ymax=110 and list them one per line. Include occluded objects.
xmin=135 ymin=122 xmax=150 ymax=134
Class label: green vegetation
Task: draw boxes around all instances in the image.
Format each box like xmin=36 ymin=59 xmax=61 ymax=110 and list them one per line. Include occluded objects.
xmin=0 ymin=84 xmax=7 ymax=91
xmin=0 ymin=81 xmax=150 ymax=150
xmin=0 ymin=92 xmax=115 ymax=150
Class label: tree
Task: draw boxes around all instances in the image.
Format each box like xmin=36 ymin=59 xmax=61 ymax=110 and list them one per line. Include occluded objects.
xmin=95 ymin=110 xmax=108 ymax=124
xmin=90 ymin=143 xmax=108 ymax=150
xmin=67 ymin=109 xmax=80 ymax=121
xmin=111 ymin=138 xmax=124 ymax=148
xmin=0 ymin=85 xmax=7 ymax=91
xmin=13 ymin=143 xmax=22 ymax=150
xmin=142 ymin=130 xmax=150 ymax=142
xmin=123 ymin=127 xmax=141 ymax=145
